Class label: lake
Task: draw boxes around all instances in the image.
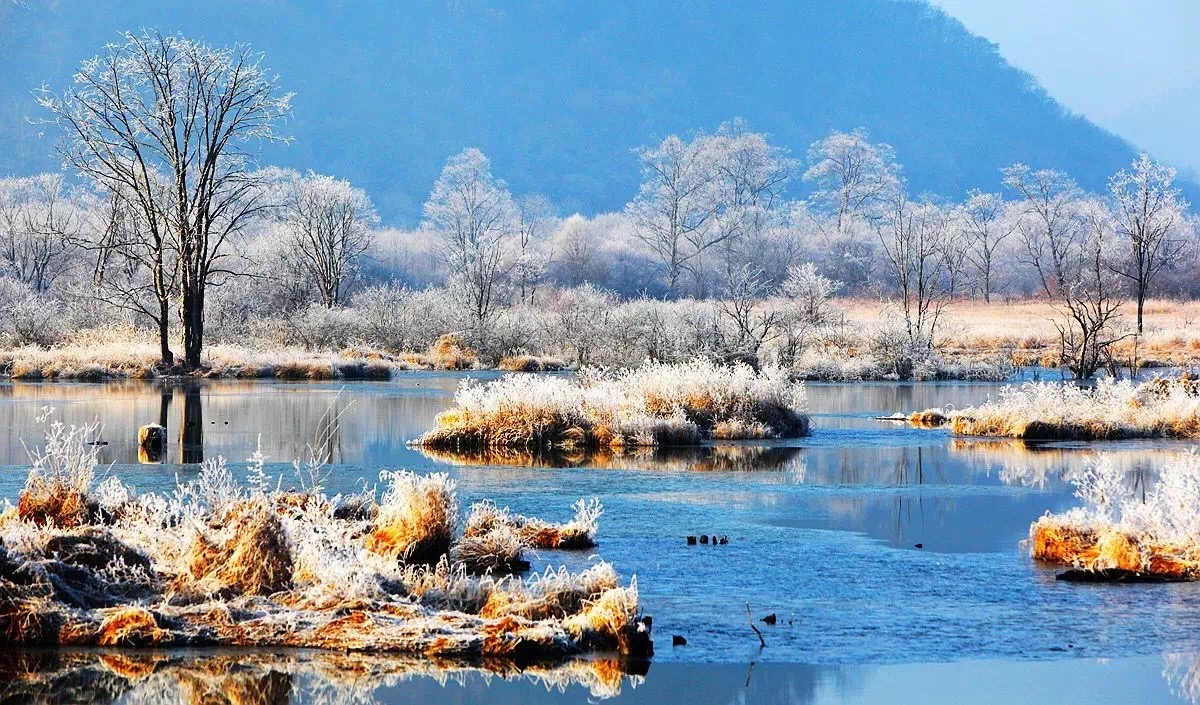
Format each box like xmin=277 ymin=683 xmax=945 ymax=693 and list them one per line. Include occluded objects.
xmin=1 ymin=374 xmax=1197 ymax=703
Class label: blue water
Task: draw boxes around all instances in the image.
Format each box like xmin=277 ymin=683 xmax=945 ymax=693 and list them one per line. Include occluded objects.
xmin=0 ymin=376 xmax=1197 ymax=702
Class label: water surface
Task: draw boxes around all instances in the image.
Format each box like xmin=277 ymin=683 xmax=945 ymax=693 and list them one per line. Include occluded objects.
xmin=1 ymin=376 xmax=1196 ymax=702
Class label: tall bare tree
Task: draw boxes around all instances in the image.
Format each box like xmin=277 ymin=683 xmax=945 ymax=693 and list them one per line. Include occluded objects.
xmin=803 ymin=127 xmax=901 ymax=232
xmin=626 ymin=134 xmax=720 ymax=295
xmin=38 ymin=30 xmax=291 ymax=367
xmin=1106 ymin=154 xmax=1191 ymax=333
xmin=875 ymin=192 xmax=951 ymax=348
xmin=955 ymin=190 xmax=1014 ymax=303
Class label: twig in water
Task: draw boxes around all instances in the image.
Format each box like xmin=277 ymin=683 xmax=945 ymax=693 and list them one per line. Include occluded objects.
xmin=745 ymin=602 xmax=766 ymax=648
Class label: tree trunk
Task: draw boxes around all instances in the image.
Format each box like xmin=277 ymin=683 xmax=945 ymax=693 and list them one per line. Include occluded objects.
xmin=157 ymin=299 xmax=174 ymax=367
xmin=181 ymin=286 xmax=205 ymax=369
xmin=1137 ymin=288 xmax=1146 ymax=334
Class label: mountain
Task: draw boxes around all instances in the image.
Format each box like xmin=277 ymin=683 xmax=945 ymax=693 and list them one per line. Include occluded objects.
xmin=0 ymin=0 xmax=1181 ymax=224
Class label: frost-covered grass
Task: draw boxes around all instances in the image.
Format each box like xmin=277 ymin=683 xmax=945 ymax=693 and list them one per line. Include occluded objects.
xmin=0 ymin=418 xmax=651 ymax=659
xmin=1030 ymin=450 xmax=1200 ymax=579
xmin=790 ymin=348 xmax=1013 ymax=382
xmin=950 ymin=376 xmax=1200 ymax=440
xmin=0 ymin=649 xmax=646 ymax=702
xmin=412 ymin=359 xmax=810 ymax=451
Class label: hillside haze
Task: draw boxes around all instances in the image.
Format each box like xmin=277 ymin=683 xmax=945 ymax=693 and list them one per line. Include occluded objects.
xmin=0 ymin=0 xmax=1163 ymax=224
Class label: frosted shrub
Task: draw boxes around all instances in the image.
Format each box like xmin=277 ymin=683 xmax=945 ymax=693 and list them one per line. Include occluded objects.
xmin=951 ymin=376 xmax=1200 ymax=440
xmin=284 ymin=304 xmax=366 ymax=351
xmin=1030 ymin=450 xmax=1200 ymax=578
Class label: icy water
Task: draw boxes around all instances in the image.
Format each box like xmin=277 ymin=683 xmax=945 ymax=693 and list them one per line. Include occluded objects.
xmin=1 ymin=375 xmax=1199 ymax=703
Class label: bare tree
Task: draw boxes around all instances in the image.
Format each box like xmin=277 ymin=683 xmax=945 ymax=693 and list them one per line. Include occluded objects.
xmin=85 ymin=187 xmax=177 ymax=361
xmin=281 ymin=171 xmax=378 ymax=308
xmin=875 ymin=193 xmax=951 ymax=349
xmin=718 ymin=264 xmax=781 ymax=364
xmin=0 ymin=174 xmax=79 ymax=293
xmin=1002 ymin=164 xmax=1084 ymax=298
xmin=707 ymin=120 xmax=796 ymax=286
xmin=1053 ymin=226 xmax=1131 ymax=379
xmin=955 ymin=190 xmax=1014 ymax=303
xmin=38 ymin=30 xmax=291 ymax=367
xmin=1106 ymin=154 xmax=1192 ymax=333
xmin=423 ymin=148 xmax=516 ymax=333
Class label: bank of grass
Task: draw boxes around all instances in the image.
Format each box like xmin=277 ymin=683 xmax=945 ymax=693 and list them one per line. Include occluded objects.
xmin=0 ymin=332 xmax=492 ymax=381
xmin=417 ymin=443 xmax=804 ymax=473
xmin=949 ymin=376 xmax=1200 ymax=440
xmin=412 ymin=360 xmax=810 ymax=452
xmin=1029 ymin=451 xmax=1200 ymax=581
xmin=0 ymin=416 xmax=651 ymax=659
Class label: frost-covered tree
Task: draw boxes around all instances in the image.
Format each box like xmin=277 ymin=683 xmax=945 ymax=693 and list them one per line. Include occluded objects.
xmin=38 ymin=30 xmax=292 ymax=367
xmin=512 ymin=193 xmax=556 ymax=304
xmin=0 ymin=174 xmax=79 ymax=293
xmin=782 ymin=262 xmax=841 ymax=325
xmin=1002 ymin=164 xmax=1085 ymax=298
xmin=279 ymin=171 xmax=378 ymax=308
xmin=706 ymin=121 xmax=796 ymax=284
xmin=1106 ymin=154 xmax=1191 ymax=333
xmin=423 ymin=148 xmax=517 ymax=332
xmin=803 ymin=128 xmax=901 ymax=232
xmin=626 ymin=134 xmax=720 ymax=295
xmin=954 ymin=190 xmax=1014 ymax=302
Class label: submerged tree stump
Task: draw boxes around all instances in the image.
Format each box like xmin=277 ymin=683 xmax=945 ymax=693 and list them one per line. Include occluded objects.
xmin=138 ymin=424 xmax=166 ymax=457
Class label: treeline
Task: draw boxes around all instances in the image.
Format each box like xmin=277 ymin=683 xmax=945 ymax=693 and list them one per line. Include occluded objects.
xmin=1 ymin=30 xmax=1196 ymax=377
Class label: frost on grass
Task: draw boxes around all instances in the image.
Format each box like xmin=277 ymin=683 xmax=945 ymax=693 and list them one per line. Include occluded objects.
xmin=0 ymin=649 xmax=647 ymax=702
xmin=412 ymin=359 xmax=809 ymax=451
xmin=0 ymin=421 xmax=652 ymax=662
xmin=1029 ymin=450 xmax=1200 ymax=580
xmin=950 ymin=376 xmax=1200 ymax=441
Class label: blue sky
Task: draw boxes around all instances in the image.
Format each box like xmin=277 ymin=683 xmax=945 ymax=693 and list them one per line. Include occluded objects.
xmin=934 ymin=0 xmax=1200 ymax=177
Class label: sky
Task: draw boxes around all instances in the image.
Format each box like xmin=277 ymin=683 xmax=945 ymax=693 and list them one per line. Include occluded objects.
xmin=933 ymin=0 xmax=1200 ymax=177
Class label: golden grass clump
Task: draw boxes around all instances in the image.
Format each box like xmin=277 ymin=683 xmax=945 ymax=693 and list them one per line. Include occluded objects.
xmin=96 ymin=607 xmax=168 ymax=646
xmin=908 ymin=408 xmax=948 ymax=428
xmin=429 ymin=334 xmax=478 ymax=370
xmin=498 ymin=355 xmax=567 ymax=372
xmin=365 ymin=471 xmax=457 ymax=565
xmin=413 ymin=359 xmax=809 ymax=452
xmin=182 ymin=502 xmax=294 ymax=597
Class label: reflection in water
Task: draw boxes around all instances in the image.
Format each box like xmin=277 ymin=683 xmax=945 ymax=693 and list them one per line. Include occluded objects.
xmin=417 ymin=444 xmax=805 ymax=474
xmin=179 ymin=385 xmax=203 ymax=464
xmin=0 ymin=650 xmax=648 ymax=703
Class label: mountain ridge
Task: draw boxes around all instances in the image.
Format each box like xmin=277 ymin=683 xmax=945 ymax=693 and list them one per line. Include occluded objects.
xmin=0 ymin=0 xmax=1187 ymax=224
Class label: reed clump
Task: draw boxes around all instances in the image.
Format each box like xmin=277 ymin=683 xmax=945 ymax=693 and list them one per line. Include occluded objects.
xmin=1028 ymin=451 xmax=1200 ymax=580
xmin=0 ymin=419 xmax=653 ymax=660
xmin=950 ymin=376 xmax=1200 ymax=440
xmin=413 ymin=359 xmax=809 ymax=451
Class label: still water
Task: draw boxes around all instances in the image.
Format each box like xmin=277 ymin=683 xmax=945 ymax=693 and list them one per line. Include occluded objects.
xmin=1 ymin=375 xmax=1197 ymax=703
